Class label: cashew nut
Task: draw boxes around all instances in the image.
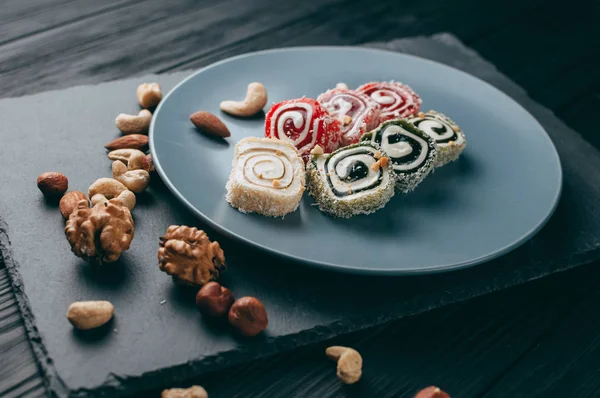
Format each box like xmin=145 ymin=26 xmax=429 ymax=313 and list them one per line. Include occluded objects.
xmin=137 ymin=83 xmax=162 ymax=109
xmin=108 ymin=149 xmax=153 ymax=172
xmin=219 ymin=82 xmax=267 ymax=117
xmin=91 ymin=191 xmax=136 ymax=211
xmin=88 ymin=178 xmax=136 ymax=210
xmin=115 ymin=109 xmax=152 ymax=135
xmin=336 ymin=82 xmax=349 ymax=90
xmin=112 ymin=161 xmax=150 ymax=193
xmin=326 ymin=346 xmax=362 ymax=384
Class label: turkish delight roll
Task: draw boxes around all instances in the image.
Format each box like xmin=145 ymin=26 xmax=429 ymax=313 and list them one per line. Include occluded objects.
xmin=361 ymin=119 xmax=437 ymax=193
xmin=265 ymin=98 xmax=341 ymax=160
xmin=307 ymin=142 xmax=395 ymax=218
xmin=226 ymin=137 xmax=306 ymax=217
xmin=317 ymin=88 xmax=380 ymax=146
xmin=408 ymin=110 xmax=466 ymax=167
xmin=356 ymin=81 xmax=421 ymax=122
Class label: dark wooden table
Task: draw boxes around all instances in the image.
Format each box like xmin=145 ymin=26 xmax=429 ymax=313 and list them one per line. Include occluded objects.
xmin=1 ymin=0 xmax=599 ymax=397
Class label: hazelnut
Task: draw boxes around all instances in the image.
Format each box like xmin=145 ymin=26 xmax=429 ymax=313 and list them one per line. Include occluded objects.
xmin=195 ymin=282 xmax=235 ymax=317
xmin=59 ymin=191 xmax=87 ymax=219
xmin=228 ymin=297 xmax=268 ymax=336
xmin=414 ymin=386 xmax=450 ymax=398
xmin=37 ymin=172 xmax=68 ymax=197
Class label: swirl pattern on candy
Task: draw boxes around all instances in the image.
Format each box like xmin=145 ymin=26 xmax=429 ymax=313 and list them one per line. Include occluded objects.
xmin=361 ymin=119 xmax=436 ymax=192
xmin=265 ymin=98 xmax=341 ymax=160
xmin=408 ymin=110 xmax=467 ymax=167
xmin=225 ymin=137 xmax=306 ymax=217
xmin=317 ymin=88 xmax=380 ymax=146
xmin=356 ymin=81 xmax=421 ymax=122
xmin=307 ymin=142 xmax=395 ymax=218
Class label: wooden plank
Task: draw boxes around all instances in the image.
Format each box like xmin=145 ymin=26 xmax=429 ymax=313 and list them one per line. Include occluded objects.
xmin=0 ymin=0 xmax=138 ymax=46
xmin=138 ymin=262 xmax=600 ymax=397
xmin=0 ymin=0 xmax=344 ymax=98
xmin=0 ymin=267 xmax=44 ymax=397
xmin=482 ymin=265 xmax=600 ymax=398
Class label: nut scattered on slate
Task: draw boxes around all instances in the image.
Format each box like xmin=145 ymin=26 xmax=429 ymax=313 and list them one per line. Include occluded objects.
xmin=195 ymin=282 xmax=235 ymax=317
xmin=413 ymin=386 xmax=451 ymax=398
xmin=37 ymin=172 xmax=68 ymax=197
xmin=137 ymin=83 xmax=162 ymax=109
xmin=158 ymin=225 xmax=226 ymax=287
xmin=67 ymin=300 xmax=114 ymax=330
xmin=59 ymin=191 xmax=87 ymax=219
xmin=115 ymin=109 xmax=152 ymax=135
xmin=105 ymin=134 xmax=149 ymax=151
xmin=190 ymin=111 xmax=231 ymax=138
xmin=326 ymin=346 xmax=363 ymax=384
xmin=162 ymin=385 xmax=208 ymax=398
xmin=228 ymin=296 xmax=268 ymax=336
xmin=65 ymin=198 xmax=134 ymax=263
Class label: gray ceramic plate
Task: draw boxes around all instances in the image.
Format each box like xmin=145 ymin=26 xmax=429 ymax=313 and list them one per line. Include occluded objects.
xmin=150 ymin=47 xmax=562 ymax=275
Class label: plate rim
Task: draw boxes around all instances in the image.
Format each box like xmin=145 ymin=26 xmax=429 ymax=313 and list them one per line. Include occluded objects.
xmin=149 ymin=45 xmax=563 ymax=275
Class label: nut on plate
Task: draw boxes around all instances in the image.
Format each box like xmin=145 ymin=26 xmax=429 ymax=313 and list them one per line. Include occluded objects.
xmin=158 ymin=226 xmax=226 ymax=286
xmin=196 ymin=282 xmax=235 ymax=317
xmin=190 ymin=111 xmax=231 ymax=138
xmin=59 ymin=191 xmax=87 ymax=219
xmin=115 ymin=109 xmax=152 ymax=135
xmin=326 ymin=346 xmax=362 ymax=384
xmin=414 ymin=386 xmax=450 ymax=398
xmin=228 ymin=296 xmax=268 ymax=336
xmin=137 ymin=83 xmax=162 ymax=109
xmin=162 ymin=385 xmax=208 ymax=398
xmin=67 ymin=300 xmax=114 ymax=330
xmin=37 ymin=172 xmax=68 ymax=197
xmin=219 ymin=82 xmax=268 ymax=117
xmin=65 ymin=198 xmax=134 ymax=263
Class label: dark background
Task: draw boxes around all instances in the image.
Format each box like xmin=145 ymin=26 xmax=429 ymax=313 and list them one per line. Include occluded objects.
xmin=1 ymin=0 xmax=599 ymax=397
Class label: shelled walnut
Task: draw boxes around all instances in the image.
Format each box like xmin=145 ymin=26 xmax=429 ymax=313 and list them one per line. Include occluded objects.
xmin=65 ymin=199 xmax=134 ymax=263
xmin=158 ymin=225 xmax=226 ymax=286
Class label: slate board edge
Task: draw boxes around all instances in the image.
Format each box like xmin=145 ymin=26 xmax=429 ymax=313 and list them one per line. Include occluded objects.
xmin=1 ymin=34 xmax=597 ymax=396
xmin=4 ymin=207 xmax=600 ymax=397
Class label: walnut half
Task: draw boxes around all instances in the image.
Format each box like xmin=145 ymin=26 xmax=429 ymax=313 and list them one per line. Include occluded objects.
xmin=65 ymin=199 xmax=134 ymax=264
xmin=158 ymin=225 xmax=226 ymax=286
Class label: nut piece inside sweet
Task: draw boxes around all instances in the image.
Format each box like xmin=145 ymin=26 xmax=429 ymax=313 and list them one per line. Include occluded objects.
xmin=228 ymin=296 xmax=268 ymax=337
xmin=195 ymin=282 xmax=235 ymax=317
xmin=67 ymin=300 xmax=114 ymax=330
xmin=413 ymin=386 xmax=451 ymax=398
xmin=37 ymin=172 xmax=68 ymax=197
xmin=158 ymin=225 xmax=226 ymax=287
xmin=326 ymin=346 xmax=362 ymax=384
xmin=65 ymin=199 xmax=134 ymax=264
xmin=162 ymin=385 xmax=208 ymax=398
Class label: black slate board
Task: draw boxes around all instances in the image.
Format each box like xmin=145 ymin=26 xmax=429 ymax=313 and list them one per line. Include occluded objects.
xmin=3 ymin=34 xmax=600 ymax=397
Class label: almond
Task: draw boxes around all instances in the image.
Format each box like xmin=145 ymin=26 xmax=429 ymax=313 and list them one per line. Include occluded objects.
xmin=190 ymin=111 xmax=230 ymax=138
xmin=105 ymin=134 xmax=149 ymax=151
xmin=67 ymin=300 xmax=114 ymax=330
xmin=144 ymin=154 xmax=155 ymax=173
xmin=59 ymin=191 xmax=87 ymax=219
xmin=37 ymin=172 xmax=68 ymax=197
xmin=414 ymin=386 xmax=451 ymax=398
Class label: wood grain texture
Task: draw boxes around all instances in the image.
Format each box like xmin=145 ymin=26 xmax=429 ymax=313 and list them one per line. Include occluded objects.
xmin=141 ymin=261 xmax=600 ymax=398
